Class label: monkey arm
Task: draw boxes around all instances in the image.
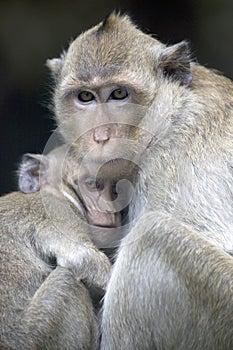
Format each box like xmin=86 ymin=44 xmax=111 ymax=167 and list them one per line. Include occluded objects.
xmin=34 ymin=192 xmax=112 ymax=291
xmin=2 ymin=267 xmax=98 ymax=350
xmin=0 ymin=192 xmax=101 ymax=349
xmin=23 ymin=267 xmax=98 ymax=349
xmin=101 ymin=211 xmax=233 ymax=350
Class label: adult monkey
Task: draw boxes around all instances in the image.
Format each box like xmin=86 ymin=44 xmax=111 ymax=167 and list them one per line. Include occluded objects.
xmin=47 ymin=13 xmax=233 ymax=350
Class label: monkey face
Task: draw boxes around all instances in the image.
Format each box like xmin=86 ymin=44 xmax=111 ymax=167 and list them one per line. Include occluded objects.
xmin=53 ymin=101 xmax=154 ymax=190
xmin=47 ymin=13 xmax=192 ymax=207
xmin=55 ymin=81 xmax=152 ymax=161
xmin=64 ymin=156 xmax=136 ymax=227
xmin=60 ymin=155 xmax=135 ymax=248
xmin=46 ymin=14 xmax=161 ymax=173
xmin=77 ymin=176 xmax=121 ymax=228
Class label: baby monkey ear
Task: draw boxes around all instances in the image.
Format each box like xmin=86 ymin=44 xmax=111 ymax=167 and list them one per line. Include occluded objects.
xmin=158 ymin=41 xmax=192 ymax=86
xmin=18 ymin=153 xmax=48 ymax=194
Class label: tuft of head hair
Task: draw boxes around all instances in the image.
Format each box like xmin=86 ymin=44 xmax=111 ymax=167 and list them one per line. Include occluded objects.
xmin=97 ymin=11 xmax=135 ymax=35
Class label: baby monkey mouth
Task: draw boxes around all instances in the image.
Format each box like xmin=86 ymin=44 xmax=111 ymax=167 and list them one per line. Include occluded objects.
xmin=68 ymin=178 xmax=123 ymax=229
xmin=87 ymin=191 xmax=124 ymax=229
xmin=66 ymin=156 xmax=134 ymax=229
xmin=65 ymin=189 xmax=121 ymax=228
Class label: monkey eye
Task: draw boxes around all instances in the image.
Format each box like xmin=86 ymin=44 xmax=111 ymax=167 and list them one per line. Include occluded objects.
xmin=78 ymin=91 xmax=95 ymax=103
xmin=84 ymin=178 xmax=97 ymax=190
xmin=96 ymin=179 xmax=104 ymax=191
xmin=110 ymin=87 xmax=128 ymax=100
xmin=84 ymin=178 xmax=104 ymax=191
xmin=111 ymin=182 xmax=118 ymax=195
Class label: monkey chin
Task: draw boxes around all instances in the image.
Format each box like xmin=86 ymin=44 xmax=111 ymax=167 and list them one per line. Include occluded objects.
xmin=87 ymin=210 xmax=125 ymax=249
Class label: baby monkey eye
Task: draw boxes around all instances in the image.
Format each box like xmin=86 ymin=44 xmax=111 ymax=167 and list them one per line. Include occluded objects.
xmin=85 ymin=178 xmax=97 ymax=190
xmin=85 ymin=178 xmax=104 ymax=191
xmin=110 ymin=87 xmax=128 ymax=100
xmin=78 ymin=91 xmax=95 ymax=102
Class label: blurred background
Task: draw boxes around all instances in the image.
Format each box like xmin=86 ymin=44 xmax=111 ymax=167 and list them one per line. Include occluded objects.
xmin=0 ymin=0 xmax=233 ymax=195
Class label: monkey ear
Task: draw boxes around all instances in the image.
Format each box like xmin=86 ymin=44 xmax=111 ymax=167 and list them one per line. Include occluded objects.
xmin=46 ymin=55 xmax=64 ymax=80
xmin=18 ymin=154 xmax=48 ymax=194
xmin=158 ymin=41 xmax=192 ymax=86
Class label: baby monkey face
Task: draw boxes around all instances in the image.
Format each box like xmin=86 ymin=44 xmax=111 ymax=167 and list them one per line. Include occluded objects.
xmin=72 ymin=158 xmax=135 ymax=229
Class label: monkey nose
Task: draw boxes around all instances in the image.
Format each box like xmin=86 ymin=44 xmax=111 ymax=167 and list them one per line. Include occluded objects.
xmin=93 ymin=126 xmax=110 ymax=143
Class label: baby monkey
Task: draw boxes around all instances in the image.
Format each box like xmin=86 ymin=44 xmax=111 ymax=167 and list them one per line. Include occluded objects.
xmin=0 ymin=145 xmax=124 ymax=350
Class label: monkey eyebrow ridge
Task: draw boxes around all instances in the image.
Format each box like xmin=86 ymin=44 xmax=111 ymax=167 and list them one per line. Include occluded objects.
xmin=59 ymin=74 xmax=150 ymax=98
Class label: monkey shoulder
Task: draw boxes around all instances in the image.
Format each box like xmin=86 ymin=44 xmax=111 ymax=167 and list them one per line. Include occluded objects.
xmin=0 ymin=191 xmax=51 ymax=251
xmin=191 ymin=63 xmax=233 ymax=101
xmin=0 ymin=191 xmax=45 ymax=219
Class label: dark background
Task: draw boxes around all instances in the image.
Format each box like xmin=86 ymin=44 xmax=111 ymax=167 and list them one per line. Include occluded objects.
xmin=1 ymin=0 xmax=233 ymax=195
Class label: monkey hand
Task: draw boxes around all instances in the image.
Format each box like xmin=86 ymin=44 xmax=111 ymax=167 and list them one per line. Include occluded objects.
xmin=56 ymin=244 xmax=112 ymax=291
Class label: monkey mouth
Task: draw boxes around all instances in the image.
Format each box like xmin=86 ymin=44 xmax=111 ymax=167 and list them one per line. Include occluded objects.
xmin=66 ymin=192 xmax=121 ymax=228
xmin=91 ymin=224 xmax=119 ymax=228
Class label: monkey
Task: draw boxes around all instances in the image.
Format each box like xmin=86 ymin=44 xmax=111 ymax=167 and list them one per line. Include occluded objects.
xmin=45 ymin=12 xmax=233 ymax=350
xmin=1 ymin=144 xmax=124 ymax=350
